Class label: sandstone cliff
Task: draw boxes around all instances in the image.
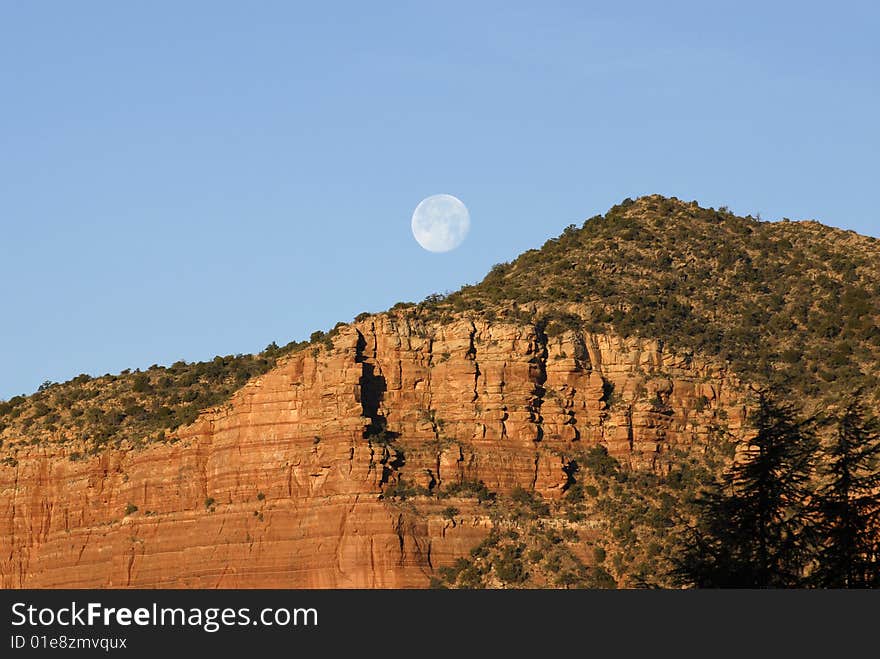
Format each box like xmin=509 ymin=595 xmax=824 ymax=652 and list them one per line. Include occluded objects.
xmin=0 ymin=314 xmax=746 ymax=588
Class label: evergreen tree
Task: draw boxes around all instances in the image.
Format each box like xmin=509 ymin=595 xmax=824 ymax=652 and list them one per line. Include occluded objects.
xmin=673 ymin=391 xmax=818 ymax=587
xmin=811 ymin=398 xmax=880 ymax=588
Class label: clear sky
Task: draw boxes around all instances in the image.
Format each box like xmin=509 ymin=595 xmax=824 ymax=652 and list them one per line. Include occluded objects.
xmin=1 ymin=1 xmax=878 ymax=400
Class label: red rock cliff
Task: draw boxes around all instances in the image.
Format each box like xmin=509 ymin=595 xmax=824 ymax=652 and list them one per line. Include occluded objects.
xmin=0 ymin=314 xmax=746 ymax=588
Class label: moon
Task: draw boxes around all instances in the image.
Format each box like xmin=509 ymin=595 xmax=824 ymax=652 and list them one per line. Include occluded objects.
xmin=411 ymin=194 xmax=470 ymax=253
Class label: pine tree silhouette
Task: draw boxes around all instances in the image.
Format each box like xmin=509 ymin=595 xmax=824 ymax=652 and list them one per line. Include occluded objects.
xmin=811 ymin=397 xmax=880 ymax=588
xmin=673 ymin=391 xmax=817 ymax=587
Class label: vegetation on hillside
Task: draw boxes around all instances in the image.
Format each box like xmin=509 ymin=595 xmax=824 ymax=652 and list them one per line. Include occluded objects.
xmin=0 ymin=353 xmax=280 ymax=455
xmin=404 ymin=195 xmax=880 ymax=404
xmin=0 ymin=331 xmax=343 ymax=455
xmin=427 ymin=435 xmax=735 ymax=589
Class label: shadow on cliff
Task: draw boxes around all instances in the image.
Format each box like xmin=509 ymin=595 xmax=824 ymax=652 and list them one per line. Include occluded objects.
xmin=356 ymin=330 xmax=400 ymax=445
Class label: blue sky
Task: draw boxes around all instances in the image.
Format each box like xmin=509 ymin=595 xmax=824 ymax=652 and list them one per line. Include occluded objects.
xmin=1 ymin=1 xmax=878 ymax=399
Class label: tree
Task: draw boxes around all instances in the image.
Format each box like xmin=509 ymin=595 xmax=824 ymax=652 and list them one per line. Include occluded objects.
xmin=811 ymin=398 xmax=880 ymax=588
xmin=673 ymin=391 xmax=818 ymax=587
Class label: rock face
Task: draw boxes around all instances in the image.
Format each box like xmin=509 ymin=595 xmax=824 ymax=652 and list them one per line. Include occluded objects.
xmin=0 ymin=314 xmax=746 ymax=588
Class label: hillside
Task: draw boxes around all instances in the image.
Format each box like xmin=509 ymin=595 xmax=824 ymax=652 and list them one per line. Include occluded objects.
xmin=423 ymin=195 xmax=880 ymax=403
xmin=0 ymin=195 xmax=877 ymax=589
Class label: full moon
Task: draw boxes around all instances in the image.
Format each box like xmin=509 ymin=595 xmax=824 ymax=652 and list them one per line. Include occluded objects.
xmin=411 ymin=194 xmax=470 ymax=253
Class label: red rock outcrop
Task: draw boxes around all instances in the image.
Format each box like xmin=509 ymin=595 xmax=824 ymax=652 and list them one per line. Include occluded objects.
xmin=0 ymin=314 xmax=746 ymax=588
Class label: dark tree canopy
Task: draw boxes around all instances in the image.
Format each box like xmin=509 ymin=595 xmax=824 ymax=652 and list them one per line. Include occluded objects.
xmin=674 ymin=392 xmax=818 ymax=588
xmin=812 ymin=398 xmax=880 ymax=588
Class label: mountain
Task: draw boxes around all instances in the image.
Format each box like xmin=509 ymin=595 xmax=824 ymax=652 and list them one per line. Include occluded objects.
xmin=1 ymin=195 xmax=877 ymax=588
xmin=435 ymin=195 xmax=880 ymax=403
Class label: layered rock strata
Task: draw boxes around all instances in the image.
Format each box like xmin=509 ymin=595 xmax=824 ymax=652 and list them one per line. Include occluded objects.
xmin=0 ymin=315 xmax=745 ymax=588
